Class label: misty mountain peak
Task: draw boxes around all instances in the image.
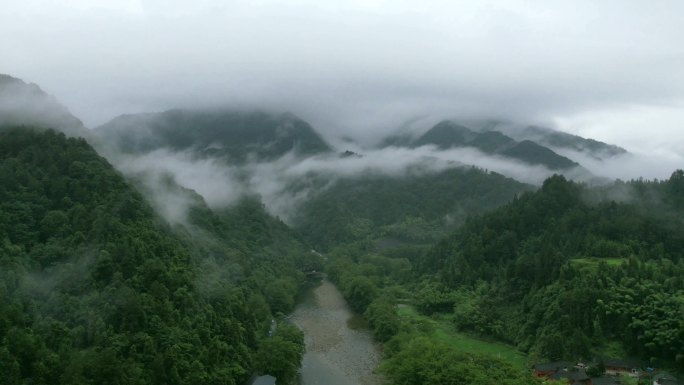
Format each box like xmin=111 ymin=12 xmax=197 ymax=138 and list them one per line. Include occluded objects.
xmin=95 ymin=109 xmax=332 ymax=161
xmin=395 ymin=120 xmax=579 ymax=171
xmin=412 ymin=121 xmax=476 ymax=149
xmin=518 ymin=125 xmax=627 ymax=160
xmin=0 ymin=74 xmax=88 ymax=138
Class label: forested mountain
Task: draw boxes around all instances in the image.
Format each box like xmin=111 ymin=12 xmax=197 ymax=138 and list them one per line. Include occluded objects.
xmin=0 ymin=74 xmax=89 ymax=138
xmin=317 ymin=171 xmax=684 ymax=384
xmin=3 ymin=73 xmax=676 ymax=384
xmin=95 ymin=110 xmax=331 ymax=162
xmin=0 ymin=127 xmax=312 ymax=384
xmin=91 ymin=104 xmax=538 ymax=257
xmin=389 ymin=120 xmax=580 ymax=170
xmin=509 ymin=125 xmax=627 ymax=160
xmin=292 ymin=167 xmax=533 ymax=251
xmin=382 ymin=119 xmax=630 ymax=174
xmin=420 ymin=172 xmax=684 ymax=368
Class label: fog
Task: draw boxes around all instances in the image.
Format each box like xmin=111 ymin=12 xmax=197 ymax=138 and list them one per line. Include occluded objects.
xmin=107 ymin=143 xmax=572 ymax=224
xmin=0 ymin=75 xmax=88 ymax=138
xmin=1 ymin=0 xmax=683 ymax=159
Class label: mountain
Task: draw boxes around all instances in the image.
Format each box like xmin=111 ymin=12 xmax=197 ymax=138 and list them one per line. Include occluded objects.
xmin=321 ymin=172 xmax=684 ymax=382
xmin=95 ymin=109 xmax=332 ymax=161
xmin=510 ymin=125 xmax=627 ymax=160
xmin=467 ymin=130 xmax=516 ymax=153
xmin=460 ymin=120 xmax=628 ymax=160
xmin=420 ymin=172 xmax=684 ymax=365
xmin=0 ymin=127 xmax=311 ymax=384
xmin=0 ymin=74 xmax=89 ymax=138
xmin=412 ymin=121 xmax=476 ymax=149
xmin=499 ymin=139 xmax=578 ymax=170
xmin=292 ymin=166 xmax=533 ymax=251
xmin=405 ymin=120 xmax=579 ymax=170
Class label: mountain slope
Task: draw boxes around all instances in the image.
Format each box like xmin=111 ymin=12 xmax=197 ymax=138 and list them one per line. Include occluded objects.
xmin=0 ymin=74 xmax=89 ymax=138
xmin=292 ymin=166 xmax=533 ymax=251
xmin=499 ymin=140 xmax=578 ymax=170
xmin=0 ymin=127 xmax=311 ymax=384
xmin=95 ymin=109 xmax=331 ymax=162
xmin=412 ymin=121 xmax=475 ymax=149
xmin=514 ymin=125 xmax=627 ymax=160
xmin=420 ymin=172 xmax=684 ymax=366
xmin=407 ymin=120 xmax=579 ymax=171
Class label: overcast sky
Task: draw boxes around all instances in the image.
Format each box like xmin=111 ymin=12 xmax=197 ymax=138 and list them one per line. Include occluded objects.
xmin=2 ymin=0 xmax=683 ymax=156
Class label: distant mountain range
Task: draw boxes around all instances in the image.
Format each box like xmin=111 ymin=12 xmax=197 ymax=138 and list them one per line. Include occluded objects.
xmin=1 ymin=73 xmax=626 ymax=178
xmin=381 ymin=120 xmax=627 ymax=171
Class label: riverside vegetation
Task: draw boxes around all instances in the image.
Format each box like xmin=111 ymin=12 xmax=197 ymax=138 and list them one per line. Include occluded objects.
xmin=322 ymin=171 xmax=684 ymax=384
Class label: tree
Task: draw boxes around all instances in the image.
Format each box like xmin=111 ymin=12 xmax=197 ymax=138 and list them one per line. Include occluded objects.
xmin=254 ymin=324 xmax=304 ymax=385
xmin=344 ymin=276 xmax=378 ymax=313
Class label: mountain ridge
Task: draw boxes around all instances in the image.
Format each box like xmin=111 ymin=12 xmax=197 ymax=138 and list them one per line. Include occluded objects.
xmin=0 ymin=74 xmax=89 ymax=138
xmin=398 ymin=120 xmax=580 ymax=171
xmin=95 ymin=108 xmax=332 ymax=162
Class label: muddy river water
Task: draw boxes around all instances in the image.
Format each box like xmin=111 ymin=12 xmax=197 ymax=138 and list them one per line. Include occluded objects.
xmin=289 ymin=279 xmax=384 ymax=385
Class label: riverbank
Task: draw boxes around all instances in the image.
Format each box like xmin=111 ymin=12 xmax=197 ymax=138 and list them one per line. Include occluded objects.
xmin=290 ymin=279 xmax=383 ymax=385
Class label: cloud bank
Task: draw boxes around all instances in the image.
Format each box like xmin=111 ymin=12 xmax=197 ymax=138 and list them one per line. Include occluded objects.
xmin=1 ymin=0 xmax=683 ymax=155
xmin=108 ymin=144 xmax=579 ymax=224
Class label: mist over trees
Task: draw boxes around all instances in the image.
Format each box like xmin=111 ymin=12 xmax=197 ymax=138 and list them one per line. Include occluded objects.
xmin=2 ymin=68 xmax=684 ymax=385
xmin=0 ymin=127 xmax=309 ymax=384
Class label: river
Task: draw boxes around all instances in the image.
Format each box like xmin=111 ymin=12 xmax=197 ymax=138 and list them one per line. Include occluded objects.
xmin=290 ymin=278 xmax=384 ymax=385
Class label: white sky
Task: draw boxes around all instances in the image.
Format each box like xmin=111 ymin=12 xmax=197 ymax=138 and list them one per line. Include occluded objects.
xmin=1 ymin=0 xmax=684 ymax=158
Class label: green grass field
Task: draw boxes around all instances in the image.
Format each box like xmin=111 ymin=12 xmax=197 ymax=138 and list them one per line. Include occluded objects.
xmin=570 ymin=257 xmax=626 ymax=271
xmin=397 ymin=305 xmax=528 ymax=369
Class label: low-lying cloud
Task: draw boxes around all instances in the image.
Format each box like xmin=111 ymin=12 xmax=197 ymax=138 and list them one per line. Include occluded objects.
xmin=107 ymin=144 xmax=570 ymax=224
xmin=101 ymin=119 xmax=683 ymax=227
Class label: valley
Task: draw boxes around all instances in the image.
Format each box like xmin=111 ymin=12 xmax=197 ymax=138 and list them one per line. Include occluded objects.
xmin=0 ymin=73 xmax=683 ymax=385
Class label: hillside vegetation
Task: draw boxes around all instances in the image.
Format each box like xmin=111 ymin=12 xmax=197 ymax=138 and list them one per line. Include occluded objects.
xmin=293 ymin=167 xmax=533 ymax=251
xmin=0 ymin=127 xmax=311 ymax=385
xmin=95 ymin=110 xmax=331 ymax=162
xmin=420 ymin=172 xmax=684 ymax=366
xmin=321 ymin=171 xmax=684 ymax=384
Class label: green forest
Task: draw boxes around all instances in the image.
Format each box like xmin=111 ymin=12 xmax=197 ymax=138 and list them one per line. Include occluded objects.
xmin=2 ymin=124 xmax=683 ymax=385
xmin=0 ymin=127 xmax=308 ymax=385
xmin=422 ymin=173 xmax=684 ymax=366
xmin=292 ymin=167 xmax=532 ymax=250
xmin=321 ymin=171 xmax=684 ymax=384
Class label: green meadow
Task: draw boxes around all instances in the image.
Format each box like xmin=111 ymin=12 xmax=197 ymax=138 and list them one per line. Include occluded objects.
xmin=397 ymin=305 xmax=528 ymax=369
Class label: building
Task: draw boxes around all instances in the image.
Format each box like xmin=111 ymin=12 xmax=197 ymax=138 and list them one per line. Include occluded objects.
xmin=533 ymin=361 xmax=573 ymax=378
xmin=603 ymin=358 xmax=642 ymax=377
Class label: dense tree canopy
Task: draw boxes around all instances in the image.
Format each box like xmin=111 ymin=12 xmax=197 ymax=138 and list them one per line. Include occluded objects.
xmin=420 ymin=173 xmax=684 ymax=369
xmin=381 ymin=336 xmax=539 ymax=385
xmin=293 ymin=167 xmax=532 ymax=251
xmin=0 ymin=127 xmax=310 ymax=384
